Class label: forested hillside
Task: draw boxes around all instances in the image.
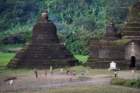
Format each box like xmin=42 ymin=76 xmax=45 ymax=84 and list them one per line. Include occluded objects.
xmin=0 ymin=0 xmax=139 ymax=54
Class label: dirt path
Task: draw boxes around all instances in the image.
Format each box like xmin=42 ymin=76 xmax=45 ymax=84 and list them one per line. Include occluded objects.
xmin=118 ymin=70 xmax=140 ymax=79
xmin=0 ymin=73 xmax=111 ymax=92
xmin=1 ymin=70 xmax=140 ymax=92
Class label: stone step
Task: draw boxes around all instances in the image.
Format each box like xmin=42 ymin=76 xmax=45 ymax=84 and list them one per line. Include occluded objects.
xmin=122 ymin=31 xmax=140 ymax=36
xmin=128 ymin=17 xmax=140 ymax=21
xmin=21 ymin=58 xmax=75 ymax=68
xmin=26 ymin=50 xmax=71 ymax=56
xmin=28 ymin=48 xmax=67 ymax=52
xmin=126 ymin=22 xmax=140 ymax=27
xmin=24 ymin=55 xmax=72 ymax=59
xmin=122 ymin=36 xmax=140 ymax=40
xmin=124 ymin=27 xmax=140 ymax=31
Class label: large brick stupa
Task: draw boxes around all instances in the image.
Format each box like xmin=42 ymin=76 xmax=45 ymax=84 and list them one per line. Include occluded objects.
xmin=8 ymin=11 xmax=77 ymax=68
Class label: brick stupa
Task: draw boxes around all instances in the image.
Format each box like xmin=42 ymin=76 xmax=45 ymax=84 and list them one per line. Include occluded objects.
xmin=87 ymin=2 xmax=140 ymax=69
xmin=8 ymin=11 xmax=77 ymax=68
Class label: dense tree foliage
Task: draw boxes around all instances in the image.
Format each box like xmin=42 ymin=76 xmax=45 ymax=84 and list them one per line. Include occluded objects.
xmin=106 ymin=0 xmax=138 ymax=23
xmin=0 ymin=0 xmax=139 ymax=54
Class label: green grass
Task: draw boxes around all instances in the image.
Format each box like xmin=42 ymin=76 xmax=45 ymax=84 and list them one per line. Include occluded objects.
xmin=74 ymin=55 xmax=89 ymax=63
xmin=0 ymin=52 xmax=34 ymax=76
xmin=112 ymin=78 xmax=140 ymax=88
xmin=112 ymin=39 xmax=130 ymax=46
xmin=10 ymin=85 xmax=140 ymax=93
xmin=0 ymin=52 xmax=15 ymax=66
xmin=112 ymin=78 xmax=126 ymax=85
xmin=47 ymin=86 xmax=140 ymax=93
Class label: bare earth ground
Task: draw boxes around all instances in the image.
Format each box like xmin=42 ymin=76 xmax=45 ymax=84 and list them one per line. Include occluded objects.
xmin=0 ymin=69 xmax=140 ymax=93
xmin=118 ymin=70 xmax=140 ymax=79
xmin=0 ymin=72 xmax=111 ymax=92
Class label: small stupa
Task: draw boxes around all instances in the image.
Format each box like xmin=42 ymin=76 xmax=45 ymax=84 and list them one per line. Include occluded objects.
xmin=87 ymin=2 xmax=140 ymax=69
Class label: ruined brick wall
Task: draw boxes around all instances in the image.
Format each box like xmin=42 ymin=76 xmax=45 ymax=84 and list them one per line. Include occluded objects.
xmin=87 ymin=2 xmax=140 ymax=69
xmin=89 ymin=40 xmax=125 ymax=60
xmin=32 ymin=22 xmax=59 ymax=44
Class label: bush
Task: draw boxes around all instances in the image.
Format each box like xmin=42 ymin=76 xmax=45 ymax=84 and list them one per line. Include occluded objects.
xmin=111 ymin=78 xmax=126 ymax=85
xmin=112 ymin=78 xmax=140 ymax=88
xmin=124 ymin=80 xmax=137 ymax=87
xmin=135 ymin=79 xmax=140 ymax=87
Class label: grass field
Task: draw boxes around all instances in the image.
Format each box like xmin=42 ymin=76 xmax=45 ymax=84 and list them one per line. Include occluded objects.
xmin=46 ymin=86 xmax=140 ymax=93
xmin=0 ymin=52 xmax=31 ymax=75
xmin=74 ymin=55 xmax=89 ymax=64
xmin=8 ymin=85 xmax=140 ymax=93
xmin=0 ymin=52 xmax=15 ymax=66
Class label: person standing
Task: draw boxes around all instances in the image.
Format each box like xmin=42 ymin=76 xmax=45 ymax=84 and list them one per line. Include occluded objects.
xmin=34 ymin=69 xmax=38 ymax=79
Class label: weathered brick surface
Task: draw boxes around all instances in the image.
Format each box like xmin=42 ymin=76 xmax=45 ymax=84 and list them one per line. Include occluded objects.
xmin=87 ymin=2 xmax=140 ymax=69
xmin=8 ymin=13 xmax=77 ymax=69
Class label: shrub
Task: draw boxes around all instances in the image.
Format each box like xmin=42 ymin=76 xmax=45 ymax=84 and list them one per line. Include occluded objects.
xmin=132 ymin=79 xmax=140 ymax=88
xmin=111 ymin=78 xmax=126 ymax=85
xmin=124 ymin=80 xmax=137 ymax=87
xmin=112 ymin=78 xmax=140 ymax=88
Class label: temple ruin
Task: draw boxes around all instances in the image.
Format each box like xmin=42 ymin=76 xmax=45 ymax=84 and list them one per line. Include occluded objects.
xmin=87 ymin=2 xmax=140 ymax=69
xmin=7 ymin=11 xmax=77 ymax=69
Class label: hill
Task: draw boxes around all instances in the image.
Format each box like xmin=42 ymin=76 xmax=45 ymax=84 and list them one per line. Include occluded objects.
xmin=0 ymin=0 xmax=139 ymax=54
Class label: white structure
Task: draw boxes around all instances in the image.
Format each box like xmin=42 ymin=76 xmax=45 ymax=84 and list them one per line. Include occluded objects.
xmin=109 ymin=61 xmax=117 ymax=70
xmin=131 ymin=42 xmax=135 ymax=56
xmin=9 ymin=80 xmax=14 ymax=85
xmin=60 ymin=68 xmax=64 ymax=73
xmin=50 ymin=66 xmax=53 ymax=73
